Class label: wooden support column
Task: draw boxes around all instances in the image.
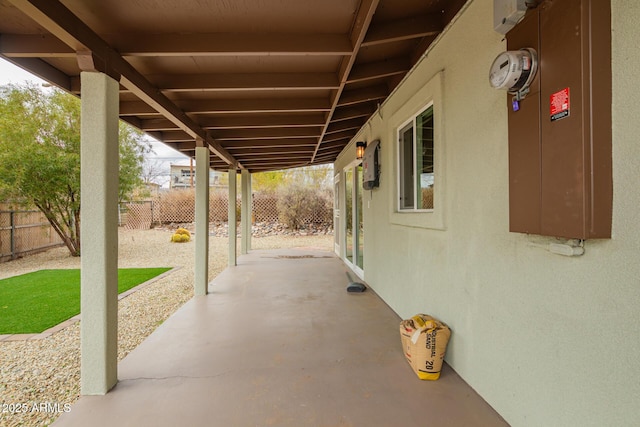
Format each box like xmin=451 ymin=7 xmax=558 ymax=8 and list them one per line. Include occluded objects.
xmin=194 ymin=143 xmax=210 ymax=296
xmin=228 ymin=168 xmax=237 ymax=266
xmin=80 ymin=71 xmax=119 ymax=395
xmin=241 ymin=170 xmax=252 ymax=255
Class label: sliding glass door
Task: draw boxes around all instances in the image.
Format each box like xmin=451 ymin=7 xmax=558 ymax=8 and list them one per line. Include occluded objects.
xmin=343 ymin=162 xmax=363 ymax=275
xmin=333 ymin=173 xmax=340 ymax=255
xmin=345 ymin=168 xmax=354 ymax=264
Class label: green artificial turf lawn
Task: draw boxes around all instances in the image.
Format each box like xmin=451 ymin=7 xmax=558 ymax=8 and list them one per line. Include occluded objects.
xmin=0 ymin=267 xmax=171 ymax=334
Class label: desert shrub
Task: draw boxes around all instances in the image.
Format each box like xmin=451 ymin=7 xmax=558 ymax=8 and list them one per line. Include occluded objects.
xmin=170 ymin=228 xmax=191 ymax=243
xmin=156 ymin=189 xmax=195 ymax=223
xmin=170 ymin=233 xmax=190 ymax=243
xmin=154 ymin=184 xmax=332 ymax=228
xmin=175 ymin=227 xmax=190 ymax=237
xmin=277 ymin=185 xmax=330 ymax=230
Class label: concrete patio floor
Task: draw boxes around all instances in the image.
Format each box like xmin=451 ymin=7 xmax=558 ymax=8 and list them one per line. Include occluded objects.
xmin=53 ymin=248 xmax=508 ymax=427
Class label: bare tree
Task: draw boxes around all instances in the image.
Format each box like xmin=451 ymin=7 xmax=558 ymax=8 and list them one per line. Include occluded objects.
xmin=141 ymin=158 xmax=169 ymax=187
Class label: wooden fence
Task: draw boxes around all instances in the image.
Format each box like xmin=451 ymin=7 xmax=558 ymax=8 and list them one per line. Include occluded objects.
xmin=120 ymin=190 xmax=333 ymax=229
xmin=0 ymin=210 xmax=64 ymax=263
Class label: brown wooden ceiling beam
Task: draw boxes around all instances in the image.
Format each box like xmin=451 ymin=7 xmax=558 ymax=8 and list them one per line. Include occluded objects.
xmin=209 ymin=161 xmax=227 ymax=166
xmin=119 ymin=100 xmax=158 ymax=115
xmin=332 ymin=103 xmax=377 ymax=122
xmin=109 ymin=33 xmax=352 ymax=56
xmin=315 ymin=149 xmax=342 ymax=158
xmin=315 ymin=150 xmax=342 ymax=159
xmin=315 ymin=151 xmax=345 ymax=161
xmin=314 ymin=149 xmax=342 ymax=158
xmin=337 ymin=85 xmax=388 ymax=107
xmin=322 ymin=130 xmax=355 ymax=143
xmin=404 ymin=0 xmax=467 ymax=65
xmin=165 ymin=141 xmax=196 ymax=152
xmin=361 ymin=13 xmax=443 ymax=47
xmin=210 ymin=166 xmax=230 ymax=172
xmin=199 ymin=114 xmax=327 ymax=130
xmin=140 ymin=114 xmax=327 ymax=132
xmin=315 ymin=154 xmax=343 ymax=163
xmin=213 ymin=128 xmax=320 ymax=141
xmin=158 ymin=130 xmax=194 ymax=143
xmin=120 ymin=116 xmax=142 ymax=130
xmin=311 ymin=154 xmax=337 ymax=160
xmin=144 ymin=131 xmax=163 ymax=141
xmin=229 ymin=147 xmax=315 ymax=157
xmin=0 ymin=33 xmax=74 ymax=57
xmin=442 ymin=0 xmax=470 ymax=25
xmin=7 ymin=0 xmax=240 ymax=168
xmin=0 ymin=56 xmax=71 ymax=90
xmin=410 ymin=34 xmax=439 ymax=65
xmin=311 ymin=0 xmax=380 ymax=163
xmin=222 ymin=138 xmax=318 ymax=149
xmin=325 ymin=118 xmax=365 ymax=134
xmin=313 ymin=153 xmax=341 ymax=163
xmin=139 ymin=118 xmax=178 ymax=132
xmin=245 ymin=163 xmax=309 ymax=173
xmin=149 ymin=73 xmax=339 ymax=92
xmin=240 ymin=163 xmax=310 ymax=172
xmin=178 ymin=98 xmax=332 ymax=114
xmin=317 ymin=140 xmax=350 ymax=151
xmin=236 ymin=154 xmax=312 ymax=163
xmin=240 ymin=159 xmax=309 ymax=167
xmin=314 ymin=156 xmax=341 ymax=164
xmin=318 ymin=144 xmax=349 ymax=155
xmin=347 ymin=58 xmax=410 ymax=84
xmin=70 ymin=76 xmax=127 ymax=93
xmin=120 ymin=98 xmax=331 ymax=116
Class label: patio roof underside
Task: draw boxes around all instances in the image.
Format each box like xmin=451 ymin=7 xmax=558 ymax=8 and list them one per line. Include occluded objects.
xmin=0 ymin=0 xmax=465 ymax=173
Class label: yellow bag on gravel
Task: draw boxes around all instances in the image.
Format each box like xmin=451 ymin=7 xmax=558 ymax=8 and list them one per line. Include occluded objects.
xmin=400 ymin=314 xmax=451 ymax=380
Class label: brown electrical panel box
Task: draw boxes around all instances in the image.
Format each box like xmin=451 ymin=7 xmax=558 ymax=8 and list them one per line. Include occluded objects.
xmin=507 ymin=0 xmax=612 ymax=239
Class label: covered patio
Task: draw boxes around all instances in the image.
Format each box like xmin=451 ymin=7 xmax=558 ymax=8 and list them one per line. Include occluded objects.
xmin=8 ymin=1 xmax=637 ymax=425
xmin=53 ymin=248 xmax=506 ymax=426
xmin=0 ymin=0 xmax=470 ymax=397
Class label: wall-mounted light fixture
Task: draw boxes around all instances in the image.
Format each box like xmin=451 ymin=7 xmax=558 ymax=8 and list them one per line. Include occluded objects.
xmin=356 ymin=141 xmax=367 ymax=160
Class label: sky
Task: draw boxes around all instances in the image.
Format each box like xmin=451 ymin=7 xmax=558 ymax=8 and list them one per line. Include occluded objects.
xmin=0 ymin=58 xmax=189 ymax=186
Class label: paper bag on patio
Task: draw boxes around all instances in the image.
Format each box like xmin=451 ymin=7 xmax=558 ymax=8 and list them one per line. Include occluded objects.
xmin=400 ymin=314 xmax=451 ymax=380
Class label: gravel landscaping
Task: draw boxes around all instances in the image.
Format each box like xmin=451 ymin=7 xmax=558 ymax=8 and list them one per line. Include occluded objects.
xmin=0 ymin=227 xmax=333 ymax=427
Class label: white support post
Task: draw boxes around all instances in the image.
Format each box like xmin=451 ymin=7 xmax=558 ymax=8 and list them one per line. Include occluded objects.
xmin=228 ymin=168 xmax=237 ymax=266
xmin=241 ymin=170 xmax=252 ymax=255
xmin=80 ymin=71 xmax=119 ymax=395
xmin=194 ymin=145 xmax=210 ymax=296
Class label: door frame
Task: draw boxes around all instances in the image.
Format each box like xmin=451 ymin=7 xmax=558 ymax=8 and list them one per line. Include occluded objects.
xmin=342 ymin=160 xmax=364 ymax=279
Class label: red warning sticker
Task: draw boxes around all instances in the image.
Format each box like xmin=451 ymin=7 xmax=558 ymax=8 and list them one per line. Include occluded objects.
xmin=550 ymin=87 xmax=570 ymax=122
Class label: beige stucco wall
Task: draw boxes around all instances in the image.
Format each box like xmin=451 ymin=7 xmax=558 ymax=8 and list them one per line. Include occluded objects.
xmin=334 ymin=0 xmax=640 ymax=425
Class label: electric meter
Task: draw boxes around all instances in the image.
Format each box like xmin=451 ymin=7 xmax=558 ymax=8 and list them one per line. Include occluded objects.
xmin=489 ymin=48 xmax=538 ymax=96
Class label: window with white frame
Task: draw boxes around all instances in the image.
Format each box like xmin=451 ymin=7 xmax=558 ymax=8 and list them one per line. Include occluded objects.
xmin=398 ymin=104 xmax=434 ymax=211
